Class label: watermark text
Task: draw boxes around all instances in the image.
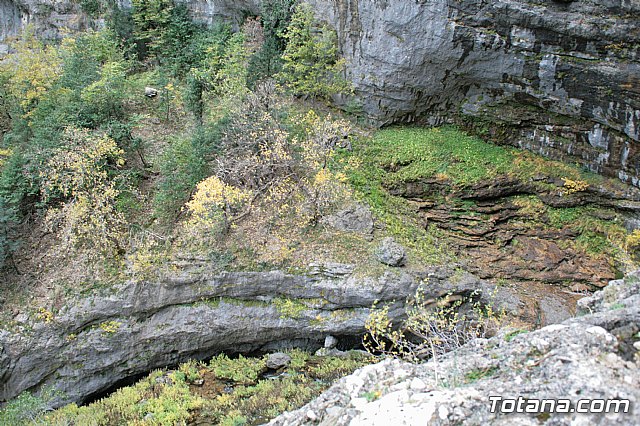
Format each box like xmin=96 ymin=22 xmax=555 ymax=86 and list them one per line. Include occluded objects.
xmin=489 ymin=396 xmax=631 ymax=414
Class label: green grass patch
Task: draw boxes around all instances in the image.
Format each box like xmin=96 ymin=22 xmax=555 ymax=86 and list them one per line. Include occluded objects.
xmin=371 ymin=127 xmax=513 ymax=186
xmin=366 ymin=126 xmax=606 ymax=189
xmin=341 ymin=131 xmax=457 ymax=265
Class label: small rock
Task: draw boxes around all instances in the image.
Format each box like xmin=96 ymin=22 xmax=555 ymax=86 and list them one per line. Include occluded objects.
xmin=409 ymin=377 xmax=426 ymax=391
xmin=266 ymin=352 xmax=291 ymax=370
xmin=306 ymin=410 xmax=318 ymax=421
xmin=375 ymin=237 xmax=406 ymax=267
xmin=325 ymin=335 xmax=338 ymax=349
xmin=438 ymin=405 xmax=449 ymax=420
xmin=633 ymin=341 xmax=640 ymax=351
xmin=393 ymin=368 xmax=409 ymax=380
xmin=144 ymin=87 xmax=158 ymax=98
xmin=325 ymin=406 xmax=342 ymax=418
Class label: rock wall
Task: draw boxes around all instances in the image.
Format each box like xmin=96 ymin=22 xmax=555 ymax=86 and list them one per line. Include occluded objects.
xmin=307 ymin=0 xmax=640 ymax=186
xmin=0 ymin=0 xmax=23 ymax=44
xmin=0 ymin=0 xmax=259 ymax=46
xmin=0 ymin=265 xmax=523 ymax=407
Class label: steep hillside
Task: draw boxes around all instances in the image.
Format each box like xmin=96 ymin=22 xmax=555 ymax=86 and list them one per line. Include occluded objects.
xmin=1 ymin=0 xmax=638 ymax=184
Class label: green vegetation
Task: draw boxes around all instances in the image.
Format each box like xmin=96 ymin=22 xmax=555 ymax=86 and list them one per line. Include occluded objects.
xmin=504 ymin=329 xmax=529 ymax=342
xmin=46 ymin=370 xmax=201 ymax=425
xmin=208 ymin=354 xmax=265 ymax=384
xmin=370 ymin=127 xmax=513 ymax=186
xmin=366 ymin=127 xmax=602 ymax=188
xmin=0 ymin=0 xmax=356 ymax=291
xmin=26 ymin=350 xmax=373 ymax=425
xmin=464 ymin=367 xmax=498 ymax=383
xmin=0 ymin=387 xmax=58 ymax=425
xmin=342 ymin=131 xmax=455 ymax=265
xmin=279 ymin=3 xmax=351 ymax=99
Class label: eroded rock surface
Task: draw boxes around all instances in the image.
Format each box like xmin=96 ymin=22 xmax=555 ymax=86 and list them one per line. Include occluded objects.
xmin=389 ymin=175 xmax=640 ymax=289
xmin=0 ymin=266 xmax=530 ymax=407
xmin=270 ymin=271 xmax=640 ymax=426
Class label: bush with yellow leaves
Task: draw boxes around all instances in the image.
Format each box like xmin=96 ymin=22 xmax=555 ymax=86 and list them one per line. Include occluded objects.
xmin=185 ymin=176 xmax=252 ymax=235
xmin=212 ymin=83 xmax=352 ymax=229
xmin=562 ymin=178 xmax=589 ymax=194
xmin=40 ymin=127 xmax=127 ymax=256
xmin=0 ymin=26 xmax=62 ymax=117
xmin=364 ymin=284 xmax=505 ymax=363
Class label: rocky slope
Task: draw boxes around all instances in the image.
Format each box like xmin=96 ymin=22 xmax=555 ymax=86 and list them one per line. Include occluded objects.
xmin=389 ymin=174 xmax=640 ymax=289
xmin=270 ymin=271 xmax=640 ymax=426
xmin=0 ymin=265 xmax=529 ymax=407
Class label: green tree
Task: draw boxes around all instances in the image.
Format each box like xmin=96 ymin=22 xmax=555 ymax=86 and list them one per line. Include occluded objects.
xmin=248 ymin=0 xmax=295 ymax=87
xmin=278 ymin=4 xmax=350 ymax=99
xmin=0 ymin=196 xmax=19 ymax=271
xmin=131 ymin=0 xmax=174 ymax=59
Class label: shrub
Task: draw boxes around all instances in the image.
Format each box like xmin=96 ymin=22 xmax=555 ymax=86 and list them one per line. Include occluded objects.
xmin=0 ymin=196 xmax=19 ymax=270
xmin=213 ymin=85 xmax=351 ymax=228
xmin=562 ymin=177 xmax=589 ymax=194
xmin=364 ymin=285 xmax=505 ymax=363
xmin=0 ymin=387 xmax=57 ymax=425
xmin=153 ymin=125 xmax=222 ymax=222
xmin=0 ymin=27 xmax=62 ymax=118
xmin=185 ymin=176 xmax=251 ymax=235
xmin=40 ymin=127 xmax=127 ymax=255
xmin=247 ymin=0 xmax=296 ymax=87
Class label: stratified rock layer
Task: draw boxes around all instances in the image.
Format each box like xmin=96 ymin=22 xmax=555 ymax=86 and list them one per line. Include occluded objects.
xmin=270 ymin=271 xmax=640 ymax=426
xmin=0 ymin=266 xmax=526 ymax=407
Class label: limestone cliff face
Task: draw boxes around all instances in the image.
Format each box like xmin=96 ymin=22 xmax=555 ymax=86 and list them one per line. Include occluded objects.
xmin=0 ymin=0 xmax=96 ymax=45
xmin=306 ymin=0 xmax=640 ymax=186
xmin=0 ymin=0 xmax=639 ymax=184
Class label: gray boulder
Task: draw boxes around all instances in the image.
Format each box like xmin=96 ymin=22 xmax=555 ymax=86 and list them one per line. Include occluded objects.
xmin=266 ymin=352 xmax=291 ymax=370
xmin=324 ymin=335 xmax=338 ymax=349
xmin=144 ymin=87 xmax=158 ymax=98
xmin=320 ymin=204 xmax=374 ymax=235
xmin=375 ymin=237 xmax=406 ymax=267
